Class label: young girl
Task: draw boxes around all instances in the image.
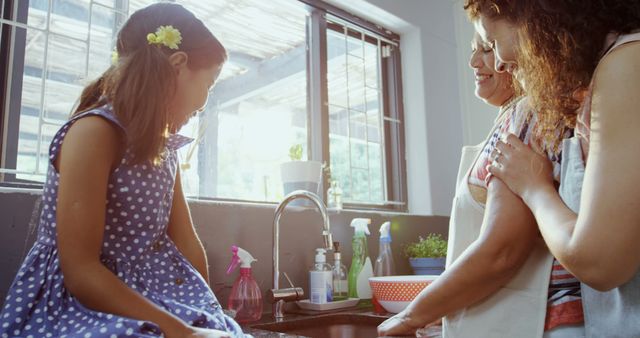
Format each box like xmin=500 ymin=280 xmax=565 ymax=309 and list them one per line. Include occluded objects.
xmin=0 ymin=3 xmax=247 ymax=338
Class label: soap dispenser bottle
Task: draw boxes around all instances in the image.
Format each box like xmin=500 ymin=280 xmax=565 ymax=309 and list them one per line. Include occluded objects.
xmin=348 ymin=218 xmax=373 ymax=300
xmin=226 ymin=245 xmax=263 ymax=323
xmin=310 ymin=248 xmax=333 ymax=304
xmin=374 ymin=221 xmax=396 ymax=276
xmin=332 ymin=241 xmax=348 ymax=301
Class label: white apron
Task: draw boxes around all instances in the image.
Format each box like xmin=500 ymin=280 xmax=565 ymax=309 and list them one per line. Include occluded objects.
xmin=443 ymin=129 xmax=554 ymax=337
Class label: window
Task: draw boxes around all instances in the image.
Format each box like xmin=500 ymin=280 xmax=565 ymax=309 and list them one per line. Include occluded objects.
xmin=0 ymin=0 xmax=406 ymax=211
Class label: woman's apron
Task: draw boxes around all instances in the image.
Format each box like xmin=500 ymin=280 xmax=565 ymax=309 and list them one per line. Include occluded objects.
xmin=442 ymin=125 xmax=554 ymax=337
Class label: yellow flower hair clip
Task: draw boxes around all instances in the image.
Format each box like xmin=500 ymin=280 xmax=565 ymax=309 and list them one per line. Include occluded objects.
xmin=147 ymin=25 xmax=182 ymax=50
xmin=111 ymin=48 xmax=119 ymax=65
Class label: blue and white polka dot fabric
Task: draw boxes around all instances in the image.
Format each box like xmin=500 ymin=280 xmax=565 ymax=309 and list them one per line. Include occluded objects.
xmin=0 ymin=106 xmax=247 ymax=337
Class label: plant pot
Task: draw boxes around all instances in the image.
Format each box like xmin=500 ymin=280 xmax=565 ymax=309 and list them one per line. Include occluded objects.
xmin=280 ymin=160 xmax=322 ymax=206
xmin=409 ymin=257 xmax=445 ymax=275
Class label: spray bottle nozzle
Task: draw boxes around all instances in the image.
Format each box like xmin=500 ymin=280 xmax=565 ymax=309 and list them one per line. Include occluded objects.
xmin=226 ymin=245 xmax=240 ymax=275
xmin=380 ymin=221 xmax=392 ymax=243
xmin=350 ymin=218 xmax=371 ymax=236
xmin=226 ymin=245 xmax=257 ymax=275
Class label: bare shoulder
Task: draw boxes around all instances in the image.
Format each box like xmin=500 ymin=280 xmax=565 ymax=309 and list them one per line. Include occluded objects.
xmin=65 ymin=115 xmax=122 ymax=141
xmin=593 ymin=41 xmax=640 ymax=95
xmin=590 ymin=42 xmax=640 ymax=125
xmin=58 ymin=116 xmax=124 ymax=169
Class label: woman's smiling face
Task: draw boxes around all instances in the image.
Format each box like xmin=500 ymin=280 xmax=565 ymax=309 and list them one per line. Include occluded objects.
xmin=474 ymin=15 xmax=519 ymax=78
xmin=469 ymin=32 xmax=514 ymax=107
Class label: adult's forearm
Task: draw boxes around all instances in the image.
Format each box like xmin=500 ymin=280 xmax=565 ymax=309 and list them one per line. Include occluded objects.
xmin=524 ymin=185 xmax=624 ymax=289
xmin=524 ymin=185 xmax=580 ymax=271
xmin=405 ymin=241 xmax=521 ymax=325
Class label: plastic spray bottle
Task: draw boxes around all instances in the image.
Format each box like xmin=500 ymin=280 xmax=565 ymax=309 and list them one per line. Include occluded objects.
xmin=373 ymin=221 xmax=396 ymax=313
xmin=310 ymin=248 xmax=333 ymax=304
xmin=374 ymin=221 xmax=396 ymax=276
xmin=226 ymin=246 xmax=262 ymax=323
xmin=348 ymin=218 xmax=373 ymax=300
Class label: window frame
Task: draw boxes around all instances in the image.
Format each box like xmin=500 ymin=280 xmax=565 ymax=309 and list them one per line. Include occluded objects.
xmin=304 ymin=0 xmax=407 ymax=211
xmin=1 ymin=0 xmax=30 ymax=188
xmin=0 ymin=0 xmax=408 ymax=212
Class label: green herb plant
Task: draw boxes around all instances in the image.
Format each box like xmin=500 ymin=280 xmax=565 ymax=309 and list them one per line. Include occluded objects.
xmin=288 ymin=144 xmax=303 ymax=161
xmin=404 ymin=234 xmax=447 ymax=258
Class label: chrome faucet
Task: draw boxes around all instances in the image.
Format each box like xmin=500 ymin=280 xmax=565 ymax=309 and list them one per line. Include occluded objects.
xmin=269 ymin=190 xmax=333 ymax=319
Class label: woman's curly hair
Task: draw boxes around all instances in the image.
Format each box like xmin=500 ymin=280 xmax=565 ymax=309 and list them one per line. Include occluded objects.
xmin=464 ymin=0 xmax=640 ymax=143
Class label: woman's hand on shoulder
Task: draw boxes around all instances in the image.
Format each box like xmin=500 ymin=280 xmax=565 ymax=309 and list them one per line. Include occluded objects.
xmin=487 ymin=133 xmax=554 ymax=200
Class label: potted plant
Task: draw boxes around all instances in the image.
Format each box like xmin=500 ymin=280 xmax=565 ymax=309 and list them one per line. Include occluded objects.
xmin=280 ymin=144 xmax=322 ymax=203
xmin=404 ymin=234 xmax=448 ymax=275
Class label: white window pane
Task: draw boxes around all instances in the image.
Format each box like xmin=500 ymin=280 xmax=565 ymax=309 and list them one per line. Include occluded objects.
xmin=347 ymin=59 xmax=366 ymax=111
xmin=368 ymin=142 xmax=384 ymax=203
xmin=364 ymin=42 xmax=379 ymax=90
xmin=93 ymin=0 xmax=118 ymax=8
xmin=27 ymin=1 xmax=49 ymax=30
xmin=87 ymin=3 xmax=123 ymax=79
xmin=50 ymin=0 xmax=90 ymax=40
xmin=327 ymin=23 xmax=386 ymax=205
xmin=11 ymin=0 xmax=120 ymax=180
xmin=172 ymin=0 xmax=309 ymax=202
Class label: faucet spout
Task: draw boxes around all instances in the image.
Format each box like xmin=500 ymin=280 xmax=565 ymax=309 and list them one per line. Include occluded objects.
xmin=271 ymin=190 xmax=333 ymax=319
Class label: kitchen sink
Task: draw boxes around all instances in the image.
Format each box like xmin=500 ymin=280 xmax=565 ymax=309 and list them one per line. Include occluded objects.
xmin=251 ymin=312 xmax=390 ymax=338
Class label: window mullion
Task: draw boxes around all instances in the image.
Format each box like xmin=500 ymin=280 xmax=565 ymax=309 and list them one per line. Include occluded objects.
xmin=306 ymin=9 xmax=329 ymax=201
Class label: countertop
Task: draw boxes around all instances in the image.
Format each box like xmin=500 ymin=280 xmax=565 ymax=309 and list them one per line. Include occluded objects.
xmin=241 ymin=304 xmax=386 ymax=337
xmin=239 ymin=304 xmax=435 ymax=338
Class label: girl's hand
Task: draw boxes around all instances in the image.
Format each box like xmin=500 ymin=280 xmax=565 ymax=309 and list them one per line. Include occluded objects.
xmin=377 ymin=310 xmax=428 ymax=336
xmin=487 ymin=134 xmax=554 ymax=199
xmin=185 ymin=327 xmax=233 ymax=338
xmin=165 ymin=324 xmax=233 ymax=338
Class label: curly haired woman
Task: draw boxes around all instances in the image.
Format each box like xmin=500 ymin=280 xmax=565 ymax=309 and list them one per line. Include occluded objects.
xmin=478 ymin=1 xmax=640 ymax=337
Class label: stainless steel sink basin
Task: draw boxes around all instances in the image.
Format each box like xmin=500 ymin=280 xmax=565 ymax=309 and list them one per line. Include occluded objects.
xmin=251 ymin=313 xmax=389 ymax=338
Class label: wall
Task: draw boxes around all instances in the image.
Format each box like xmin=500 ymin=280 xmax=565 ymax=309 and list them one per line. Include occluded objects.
xmin=451 ymin=0 xmax=500 ymax=145
xmin=0 ymin=189 xmax=449 ymax=312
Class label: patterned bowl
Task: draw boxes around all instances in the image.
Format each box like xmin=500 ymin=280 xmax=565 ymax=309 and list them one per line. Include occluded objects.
xmin=369 ymin=275 xmax=438 ymax=313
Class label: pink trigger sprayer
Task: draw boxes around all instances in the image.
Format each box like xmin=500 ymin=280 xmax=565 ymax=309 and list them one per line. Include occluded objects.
xmin=226 ymin=245 xmax=262 ymax=323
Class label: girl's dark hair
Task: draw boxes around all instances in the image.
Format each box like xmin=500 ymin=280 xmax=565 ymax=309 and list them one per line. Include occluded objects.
xmin=465 ymin=0 xmax=640 ymax=141
xmin=74 ymin=3 xmax=227 ymax=165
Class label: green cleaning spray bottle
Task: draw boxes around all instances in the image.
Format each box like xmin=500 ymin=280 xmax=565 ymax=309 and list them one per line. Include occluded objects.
xmin=348 ymin=218 xmax=373 ymax=300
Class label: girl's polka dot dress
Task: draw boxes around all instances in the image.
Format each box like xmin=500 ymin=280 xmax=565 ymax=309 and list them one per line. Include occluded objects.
xmin=0 ymin=106 xmax=248 ymax=337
